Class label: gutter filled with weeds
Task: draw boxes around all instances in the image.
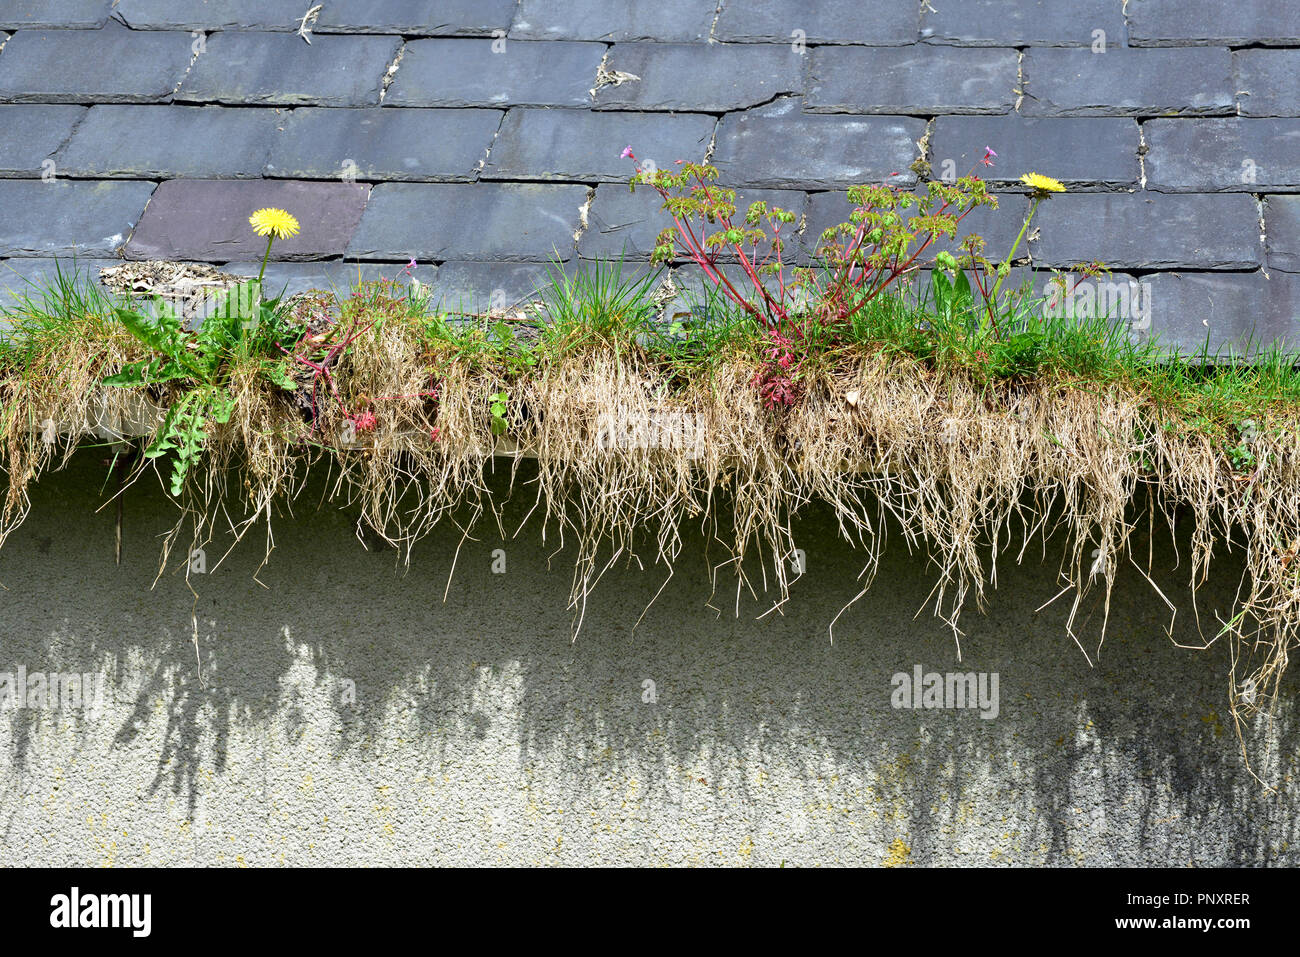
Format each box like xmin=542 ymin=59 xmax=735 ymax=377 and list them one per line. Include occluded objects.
xmin=1 ymin=162 xmax=1298 ymax=784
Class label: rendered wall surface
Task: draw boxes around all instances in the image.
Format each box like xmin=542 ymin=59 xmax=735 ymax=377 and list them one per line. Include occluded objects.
xmin=1 ymin=453 xmax=1296 ymax=866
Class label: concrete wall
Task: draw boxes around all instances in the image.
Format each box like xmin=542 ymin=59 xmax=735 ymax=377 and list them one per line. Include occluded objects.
xmin=1 ymin=452 xmax=1296 ymax=866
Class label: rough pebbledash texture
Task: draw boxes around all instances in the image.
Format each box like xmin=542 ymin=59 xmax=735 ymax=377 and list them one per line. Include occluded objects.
xmin=0 ymin=0 xmax=1298 ymax=352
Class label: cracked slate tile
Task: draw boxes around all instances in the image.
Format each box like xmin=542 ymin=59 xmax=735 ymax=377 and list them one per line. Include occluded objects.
xmin=176 ymin=32 xmax=400 ymax=106
xmin=0 ymin=24 xmax=195 ymax=103
xmin=593 ymin=42 xmax=805 ymax=113
xmin=384 ymin=38 xmax=604 ymax=109
xmin=0 ymin=104 xmax=87 ymax=175
xmin=930 ymin=116 xmax=1140 ymax=188
xmin=0 ymin=179 xmax=154 ymax=257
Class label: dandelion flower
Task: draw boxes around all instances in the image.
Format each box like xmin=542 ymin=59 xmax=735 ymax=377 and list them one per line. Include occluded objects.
xmin=1019 ymin=173 xmax=1066 ymax=196
xmin=248 ymin=207 xmax=301 ymax=239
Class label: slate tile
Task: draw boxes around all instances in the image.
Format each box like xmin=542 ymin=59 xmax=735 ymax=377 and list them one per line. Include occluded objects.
xmin=426 ymin=261 xmax=566 ymax=312
xmin=0 ymin=179 xmax=154 ymax=256
xmin=0 ymin=105 xmax=86 ymax=175
xmin=0 ymin=1 xmax=111 ymax=29
xmin=0 ymin=257 xmax=121 ymax=312
xmin=593 ymin=43 xmax=804 ymax=112
xmin=809 ymin=46 xmax=1017 ymax=115
xmin=385 ymin=38 xmax=604 ymax=108
xmin=1145 ymin=119 xmax=1300 ymax=192
xmin=264 ymin=108 xmax=502 ymax=182
xmin=57 ymin=105 xmax=280 ymax=178
xmin=714 ymin=0 xmax=918 ymax=45
xmin=1265 ymin=196 xmax=1300 ymax=272
xmin=711 ymin=102 xmax=924 ymax=189
xmin=511 ymin=0 xmax=717 ymax=42
xmin=921 ymin=0 xmax=1125 ymax=46
xmin=113 ymin=0 xmax=518 ymax=34
xmin=346 ymin=183 xmax=587 ymax=262
xmin=0 ymin=24 xmax=194 ymax=103
xmin=1022 ymin=48 xmax=1235 ymax=116
xmin=1236 ymin=50 xmax=1300 ymax=117
xmin=1138 ymin=271 xmax=1300 ymax=355
xmin=221 ymin=260 xmax=441 ymax=300
xmin=1128 ymin=0 xmax=1300 ymax=46
xmin=1035 ymin=193 xmax=1261 ymax=269
xmin=931 ymin=116 xmax=1140 ymax=188
xmin=482 ymin=109 xmax=715 ymax=182
xmin=578 ymin=184 xmax=807 ymax=262
xmin=124 ymin=180 xmax=369 ymax=262
xmin=177 ymin=32 xmax=399 ymax=106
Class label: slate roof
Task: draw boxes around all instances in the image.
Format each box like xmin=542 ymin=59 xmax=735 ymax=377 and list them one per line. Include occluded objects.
xmin=0 ymin=0 xmax=1298 ymax=350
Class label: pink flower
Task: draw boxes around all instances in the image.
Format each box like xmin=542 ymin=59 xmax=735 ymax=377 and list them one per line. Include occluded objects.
xmin=354 ymin=411 xmax=377 ymax=432
xmin=981 ymin=146 xmax=997 ymax=167
xmin=620 ymin=146 xmax=635 ymax=159
xmin=404 ymin=257 xmax=417 ymax=273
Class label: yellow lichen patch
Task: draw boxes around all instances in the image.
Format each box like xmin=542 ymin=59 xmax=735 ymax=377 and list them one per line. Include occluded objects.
xmin=883 ymin=838 xmax=912 ymax=868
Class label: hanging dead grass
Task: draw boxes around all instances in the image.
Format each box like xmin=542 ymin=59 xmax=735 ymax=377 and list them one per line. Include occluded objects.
xmin=2 ymin=329 xmax=1298 ymax=783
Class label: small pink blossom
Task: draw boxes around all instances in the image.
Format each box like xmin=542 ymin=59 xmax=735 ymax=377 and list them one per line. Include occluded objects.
xmin=620 ymin=145 xmax=635 ymax=159
xmin=354 ymin=411 xmax=377 ymax=432
xmin=981 ymin=146 xmax=997 ymax=167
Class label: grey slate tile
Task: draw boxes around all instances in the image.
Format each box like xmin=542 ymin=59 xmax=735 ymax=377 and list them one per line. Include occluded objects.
xmin=0 ymin=24 xmax=194 ymax=103
xmin=222 ymin=260 xmax=441 ymax=299
xmin=714 ymin=0 xmax=919 ymax=45
xmin=800 ymin=190 xmax=1030 ymax=266
xmin=385 ymin=38 xmax=604 ymax=108
xmin=176 ymin=32 xmax=400 ymax=106
xmin=0 ymin=257 xmax=120 ymax=312
xmin=482 ymin=110 xmax=715 ymax=182
xmin=124 ymin=180 xmax=369 ymax=262
xmin=0 ymin=180 xmax=154 ymax=256
xmin=921 ymin=0 xmax=1125 ymax=46
xmin=0 ymin=105 xmax=86 ymax=176
xmin=1138 ymin=271 xmax=1300 ymax=355
xmin=1128 ymin=0 xmax=1300 ymax=46
xmin=264 ymin=108 xmax=502 ymax=182
xmin=931 ymin=116 xmax=1140 ymax=188
xmin=315 ymin=0 xmax=519 ymax=35
xmin=1236 ymin=51 xmax=1300 ymax=117
xmin=511 ymin=0 xmax=717 ymax=42
xmin=711 ymin=102 xmax=924 ymax=189
xmin=1022 ymin=48 xmax=1235 ymax=116
xmin=113 ymin=0 xmax=518 ymax=34
xmin=1265 ymin=196 xmax=1300 ymax=272
xmin=113 ymin=0 xmax=327 ymax=30
xmin=1035 ymin=194 xmax=1261 ymax=269
xmin=346 ymin=183 xmax=587 ymax=262
xmin=593 ymin=43 xmax=805 ymax=113
xmin=578 ymin=185 xmax=807 ymax=262
xmin=809 ymin=46 xmax=1019 ymax=115
xmin=427 ymin=261 xmax=565 ymax=311
xmin=1145 ymin=119 xmax=1300 ymax=192
xmin=0 ymin=1 xmax=111 ymax=29
xmin=57 ymin=105 xmax=281 ymax=179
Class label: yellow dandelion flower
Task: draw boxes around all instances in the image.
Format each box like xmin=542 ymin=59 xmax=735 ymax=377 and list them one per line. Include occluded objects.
xmin=248 ymin=207 xmax=300 ymax=239
xmin=1018 ymin=173 xmax=1066 ymax=196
